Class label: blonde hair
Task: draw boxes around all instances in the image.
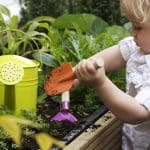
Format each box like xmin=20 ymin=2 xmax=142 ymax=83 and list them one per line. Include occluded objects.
xmin=120 ymin=0 xmax=150 ymax=23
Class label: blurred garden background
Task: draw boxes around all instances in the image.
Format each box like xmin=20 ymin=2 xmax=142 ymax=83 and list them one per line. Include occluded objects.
xmin=1 ymin=0 xmax=127 ymax=25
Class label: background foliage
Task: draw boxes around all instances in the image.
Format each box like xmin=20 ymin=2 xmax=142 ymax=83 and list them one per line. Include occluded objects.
xmin=19 ymin=0 xmax=127 ymax=25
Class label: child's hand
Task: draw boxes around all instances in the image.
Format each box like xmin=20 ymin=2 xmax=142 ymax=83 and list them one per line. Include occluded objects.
xmin=71 ymin=79 xmax=80 ymax=91
xmin=74 ymin=58 xmax=106 ymax=88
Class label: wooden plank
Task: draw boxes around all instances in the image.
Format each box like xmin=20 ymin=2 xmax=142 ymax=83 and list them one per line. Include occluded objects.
xmin=111 ymin=141 xmax=122 ymax=150
xmin=87 ymin=120 xmax=122 ymax=150
xmin=64 ymin=112 xmax=122 ymax=150
xmin=93 ymin=125 xmax=121 ymax=150
xmin=86 ymin=120 xmax=121 ymax=149
xmin=64 ymin=112 xmax=114 ymax=150
xmin=99 ymin=125 xmax=122 ymax=149
xmin=100 ymin=131 xmax=122 ymax=150
xmin=95 ymin=137 xmax=121 ymax=150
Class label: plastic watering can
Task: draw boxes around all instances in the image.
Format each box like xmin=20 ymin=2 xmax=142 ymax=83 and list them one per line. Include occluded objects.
xmin=0 ymin=55 xmax=39 ymax=114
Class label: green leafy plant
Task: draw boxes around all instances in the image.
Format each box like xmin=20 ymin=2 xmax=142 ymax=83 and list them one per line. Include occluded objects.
xmin=0 ymin=4 xmax=52 ymax=57
xmin=52 ymin=13 xmax=109 ymax=35
xmin=22 ymin=13 xmax=129 ymax=116
xmin=0 ymin=115 xmax=65 ymax=150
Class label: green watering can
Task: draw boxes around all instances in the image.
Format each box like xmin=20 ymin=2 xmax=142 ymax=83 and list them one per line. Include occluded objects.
xmin=0 ymin=55 xmax=39 ymax=114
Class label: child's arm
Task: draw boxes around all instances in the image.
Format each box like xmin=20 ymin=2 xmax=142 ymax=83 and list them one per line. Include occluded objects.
xmin=74 ymin=50 xmax=150 ymax=124
xmin=87 ymin=44 xmax=126 ymax=72
xmin=71 ymin=44 xmax=126 ymax=90
xmin=95 ymin=77 xmax=150 ymax=124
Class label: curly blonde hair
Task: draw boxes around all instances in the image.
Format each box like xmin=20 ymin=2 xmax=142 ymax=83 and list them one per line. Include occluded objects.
xmin=120 ymin=0 xmax=150 ymax=23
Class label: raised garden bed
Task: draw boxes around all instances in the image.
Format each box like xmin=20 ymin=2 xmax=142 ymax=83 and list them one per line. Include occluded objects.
xmin=22 ymin=106 xmax=122 ymax=150
xmin=22 ymin=97 xmax=109 ymax=150
xmin=64 ymin=111 xmax=122 ymax=150
xmin=0 ymin=85 xmax=123 ymax=150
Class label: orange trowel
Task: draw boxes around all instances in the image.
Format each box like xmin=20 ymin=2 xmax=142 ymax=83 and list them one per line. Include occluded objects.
xmin=44 ymin=63 xmax=77 ymax=122
xmin=44 ymin=60 xmax=103 ymax=123
xmin=44 ymin=63 xmax=75 ymax=95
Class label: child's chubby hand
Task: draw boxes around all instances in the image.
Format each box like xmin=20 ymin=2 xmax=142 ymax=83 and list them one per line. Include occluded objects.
xmin=70 ymin=78 xmax=80 ymax=91
xmin=74 ymin=58 xmax=106 ymax=88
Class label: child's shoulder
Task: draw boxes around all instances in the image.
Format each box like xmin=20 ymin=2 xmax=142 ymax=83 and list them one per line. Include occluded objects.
xmin=119 ymin=36 xmax=137 ymax=49
xmin=119 ymin=36 xmax=139 ymax=61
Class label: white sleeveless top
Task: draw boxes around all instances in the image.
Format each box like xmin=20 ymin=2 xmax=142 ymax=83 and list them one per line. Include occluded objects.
xmin=119 ymin=37 xmax=150 ymax=150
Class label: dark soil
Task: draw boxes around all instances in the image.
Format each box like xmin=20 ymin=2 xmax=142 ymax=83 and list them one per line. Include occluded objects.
xmin=21 ymin=95 xmax=104 ymax=150
xmin=3 ymin=95 xmax=106 ymax=150
xmin=5 ymin=88 xmax=105 ymax=150
xmin=36 ymin=96 xmax=99 ymax=139
xmin=2 ymin=91 xmax=106 ymax=150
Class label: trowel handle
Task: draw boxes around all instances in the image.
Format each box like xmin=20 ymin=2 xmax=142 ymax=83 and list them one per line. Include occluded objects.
xmin=61 ymin=91 xmax=70 ymax=111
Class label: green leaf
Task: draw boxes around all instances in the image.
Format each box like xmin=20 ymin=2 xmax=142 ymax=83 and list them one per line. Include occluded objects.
xmin=0 ymin=115 xmax=40 ymax=146
xmin=32 ymin=16 xmax=55 ymax=23
xmin=53 ymin=13 xmax=108 ymax=35
xmin=21 ymin=16 xmax=55 ymax=30
xmin=35 ymin=133 xmax=65 ymax=150
xmin=27 ymin=21 xmax=50 ymax=32
xmin=38 ymin=22 xmax=49 ymax=30
xmin=0 ymin=19 xmax=6 ymax=27
xmin=27 ymin=21 xmax=40 ymax=32
xmin=92 ymin=17 xmax=108 ymax=36
xmin=27 ymin=31 xmax=51 ymax=43
xmin=7 ymin=31 xmax=16 ymax=54
xmin=0 ymin=115 xmax=21 ymax=145
xmin=0 ymin=4 xmax=10 ymax=17
xmin=9 ymin=16 xmax=19 ymax=29
xmin=37 ymin=93 xmax=47 ymax=103
xmin=13 ymin=117 xmax=40 ymax=128
xmin=105 ymin=25 xmax=130 ymax=40
xmin=27 ymin=31 xmax=43 ymax=37
xmin=32 ymin=52 xmax=58 ymax=67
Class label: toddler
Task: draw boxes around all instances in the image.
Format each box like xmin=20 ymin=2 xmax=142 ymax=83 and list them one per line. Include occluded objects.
xmin=74 ymin=0 xmax=150 ymax=149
